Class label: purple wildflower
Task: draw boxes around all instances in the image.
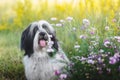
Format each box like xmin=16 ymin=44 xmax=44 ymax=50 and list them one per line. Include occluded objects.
xmin=109 ymin=57 xmax=117 ymax=64
xmin=90 ymin=31 xmax=95 ymax=35
xmin=54 ymin=70 xmax=61 ymax=76
xmin=59 ymin=74 xmax=67 ymax=80
xmin=114 ymin=53 xmax=120 ymax=61
xmin=87 ymin=59 xmax=95 ymax=64
xmin=114 ymin=36 xmax=120 ymax=42
xmin=104 ymin=40 xmax=110 ymax=47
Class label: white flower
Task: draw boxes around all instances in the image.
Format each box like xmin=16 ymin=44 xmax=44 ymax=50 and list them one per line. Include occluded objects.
xmin=72 ymin=27 xmax=76 ymax=31
xmin=114 ymin=36 xmax=120 ymax=40
xmin=80 ymin=57 xmax=87 ymax=61
xmin=82 ymin=19 xmax=90 ymax=27
xmin=48 ymin=40 xmax=54 ymax=46
xmin=56 ymin=23 xmax=63 ymax=27
xmin=47 ymin=48 xmax=54 ymax=52
xmin=60 ymin=19 xmax=65 ymax=23
xmin=105 ymin=26 xmax=109 ymax=30
xmin=59 ymin=74 xmax=67 ymax=79
xmin=114 ymin=36 xmax=120 ymax=42
xmin=87 ymin=59 xmax=94 ymax=64
xmin=50 ymin=17 xmax=57 ymax=21
xmin=99 ymin=49 xmax=104 ymax=53
xmin=104 ymin=40 xmax=110 ymax=47
xmin=74 ymin=45 xmax=80 ymax=49
xmin=48 ymin=35 xmax=53 ymax=38
xmin=47 ymin=40 xmax=54 ymax=52
xmin=79 ymin=35 xmax=87 ymax=39
xmin=66 ymin=16 xmax=73 ymax=22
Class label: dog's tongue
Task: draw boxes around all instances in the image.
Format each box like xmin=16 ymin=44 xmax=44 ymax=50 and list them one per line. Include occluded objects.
xmin=39 ymin=40 xmax=46 ymax=47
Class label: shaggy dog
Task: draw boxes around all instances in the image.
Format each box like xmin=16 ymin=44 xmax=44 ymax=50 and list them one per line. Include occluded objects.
xmin=21 ymin=20 xmax=69 ymax=80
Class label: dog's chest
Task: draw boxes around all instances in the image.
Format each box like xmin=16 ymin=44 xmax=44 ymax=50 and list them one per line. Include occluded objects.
xmin=23 ymin=54 xmax=56 ymax=80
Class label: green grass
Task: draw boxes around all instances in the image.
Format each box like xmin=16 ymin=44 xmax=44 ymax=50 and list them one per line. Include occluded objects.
xmin=0 ymin=31 xmax=25 ymax=80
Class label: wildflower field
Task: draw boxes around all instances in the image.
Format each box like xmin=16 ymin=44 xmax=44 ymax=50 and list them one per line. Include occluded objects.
xmin=0 ymin=0 xmax=120 ymax=80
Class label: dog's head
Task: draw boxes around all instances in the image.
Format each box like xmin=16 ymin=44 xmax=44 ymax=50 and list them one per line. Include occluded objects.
xmin=21 ymin=20 xmax=58 ymax=57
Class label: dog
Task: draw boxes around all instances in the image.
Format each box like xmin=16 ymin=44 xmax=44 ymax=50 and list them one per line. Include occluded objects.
xmin=20 ymin=20 xmax=70 ymax=80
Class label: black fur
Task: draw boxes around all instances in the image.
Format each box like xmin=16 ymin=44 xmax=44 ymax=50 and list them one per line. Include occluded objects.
xmin=21 ymin=24 xmax=39 ymax=57
xmin=50 ymin=34 xmax=58 ymax=51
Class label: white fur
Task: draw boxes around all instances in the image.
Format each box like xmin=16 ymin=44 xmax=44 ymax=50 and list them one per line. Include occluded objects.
xmin=23 ymin=50 xmax=69 ymax=80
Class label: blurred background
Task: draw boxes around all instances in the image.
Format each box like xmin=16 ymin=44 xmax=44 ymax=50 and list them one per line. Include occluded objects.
xmin=0 ymin=0 xmax=120 ymax=30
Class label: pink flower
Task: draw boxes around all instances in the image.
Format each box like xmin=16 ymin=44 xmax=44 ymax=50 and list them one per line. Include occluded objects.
xmin=54 ymin=70 xmax=61 ymax=75
xmin=114 ymin=53 xmax=120 ymax=59
xmin=104 ymin=40 xmax=110 ymax=47
xmin=59 ymin=74 xmax=67 ymax=80
xmin=90 ymin=31 xmax=95 ymax=34
xmin=112 ymin=18 xmax=117 ymax=22
xmin=109 ymin=57 xmax=117 ymax=64
xmin=114 ymin=36 xmax=120 ymax=42
xmin=87 ymin=59 xmax=95 ymax=64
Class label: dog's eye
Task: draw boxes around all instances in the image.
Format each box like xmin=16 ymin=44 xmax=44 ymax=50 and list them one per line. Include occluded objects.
xmin=33 ymin=26 xmax=39 ymax=35
xmin=42 ymin=24 xmax=50 ymax=33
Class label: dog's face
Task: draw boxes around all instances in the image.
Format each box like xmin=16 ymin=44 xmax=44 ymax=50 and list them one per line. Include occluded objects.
xmin=21 ymin=21 xmax=58 ymax=57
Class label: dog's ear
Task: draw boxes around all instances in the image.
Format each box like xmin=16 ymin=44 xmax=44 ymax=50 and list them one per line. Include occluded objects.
xmin=21 ymin=24 xmax=35 ymax=57
xmin=21 ymin=25 xmax=31 ymax=50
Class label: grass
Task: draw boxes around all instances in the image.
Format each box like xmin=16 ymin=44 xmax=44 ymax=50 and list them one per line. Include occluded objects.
xmin=0 ymin=31 xmax=25 ymax=80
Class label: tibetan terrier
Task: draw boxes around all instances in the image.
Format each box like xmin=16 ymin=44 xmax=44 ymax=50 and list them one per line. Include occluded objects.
xmin=21 ymin=20 xmax=70 ymax=80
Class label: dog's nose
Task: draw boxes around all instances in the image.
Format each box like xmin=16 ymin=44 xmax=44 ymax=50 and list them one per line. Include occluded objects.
xmin=39 ymin=32 xmax=48 ymax=40
xmin=39 ymin=32 xmax=46 ymax=36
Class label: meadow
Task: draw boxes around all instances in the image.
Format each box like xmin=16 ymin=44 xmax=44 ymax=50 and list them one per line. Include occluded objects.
xmin=0 ymin=0 xmax=120 ymax=80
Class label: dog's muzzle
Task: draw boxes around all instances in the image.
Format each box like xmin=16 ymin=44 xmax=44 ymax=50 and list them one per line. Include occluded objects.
xmin=38 ymin=32 xmax=48 ymax=48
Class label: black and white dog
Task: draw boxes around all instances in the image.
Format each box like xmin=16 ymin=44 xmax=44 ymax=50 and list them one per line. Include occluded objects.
xmin=21 ymin=20 xmax=69 ymax=80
